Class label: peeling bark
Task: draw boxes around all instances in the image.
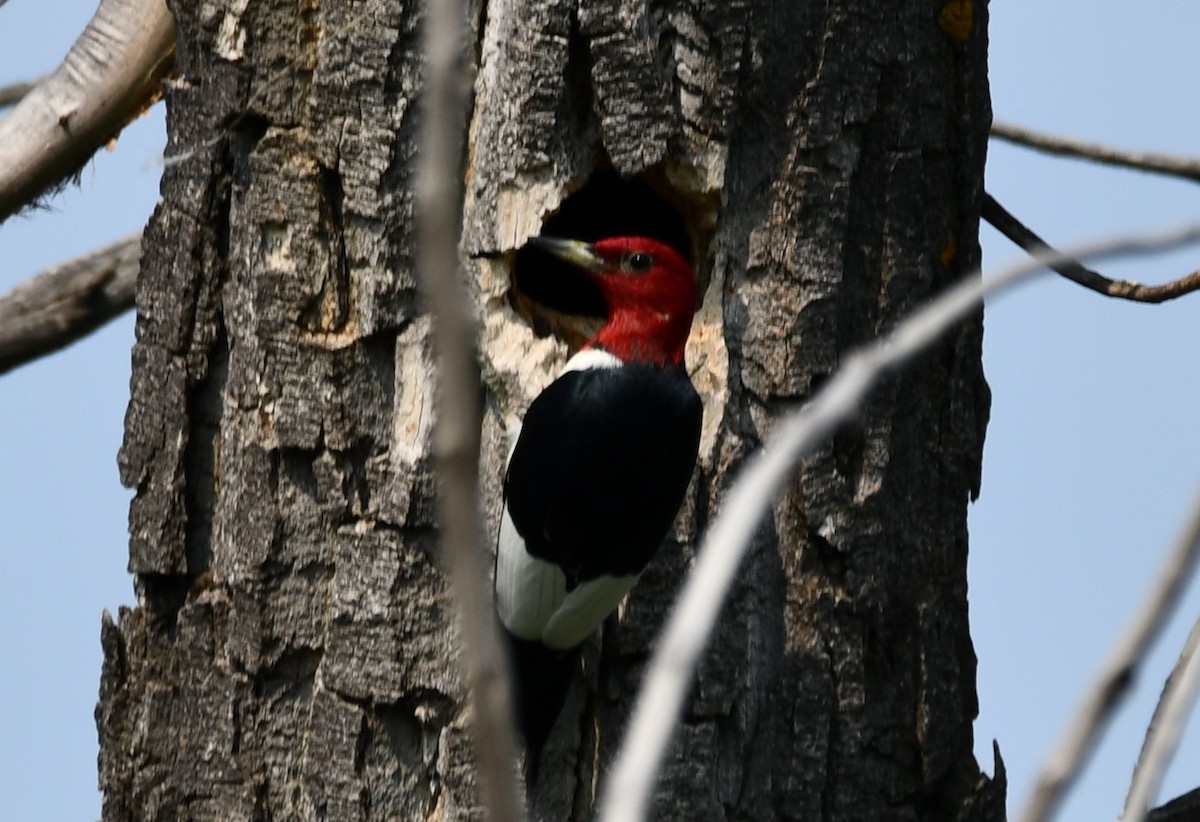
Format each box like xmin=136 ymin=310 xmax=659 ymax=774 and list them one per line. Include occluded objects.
xmin=101 ymin=0 xmax=1002 ymax=819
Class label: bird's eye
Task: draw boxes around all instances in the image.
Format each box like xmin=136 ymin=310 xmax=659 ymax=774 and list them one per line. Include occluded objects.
xmin=626 ymin=252 xmax=653 ymax=272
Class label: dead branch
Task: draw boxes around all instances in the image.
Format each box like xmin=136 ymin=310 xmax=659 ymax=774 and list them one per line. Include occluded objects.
xmin=0 ymin=0 xmax=174 ymax=222
xmin=1123 ymin=600 xmax=1200 ymax=821
xmin=416 ymin=0 xmax=523 ymax=817
xmin=992 ymin=121 xmax=1200 ymax=184
xmin=983 ymin=194 xmax=1200 ymax=303
xmin=1021 ymin=493 xmax=1200 ymax=822
xmin=0 ymin=231 xmax=140 ymax=375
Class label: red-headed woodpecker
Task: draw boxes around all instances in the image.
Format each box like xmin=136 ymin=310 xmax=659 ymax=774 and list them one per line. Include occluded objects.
xmin=495 ymin=235 xmax=702 ymax=780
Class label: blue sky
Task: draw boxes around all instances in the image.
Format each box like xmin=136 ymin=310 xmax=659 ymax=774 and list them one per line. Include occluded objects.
xmin=1 ymin=2 xmax=1198 ymax=820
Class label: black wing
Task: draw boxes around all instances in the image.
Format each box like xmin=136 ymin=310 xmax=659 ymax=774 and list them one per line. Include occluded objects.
xmin=504 ymin=362 xmax=702 ymax=581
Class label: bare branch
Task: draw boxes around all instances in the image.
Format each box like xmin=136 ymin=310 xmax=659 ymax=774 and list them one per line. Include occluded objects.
xmin=991 ymin=121 xmax=1200 ymax=184
xmin=1123 ymin=573 xmax=1200 ymax=821
xmin=0 ymin=231 xmax=140 ymax=375
xmin=599 ymin=221 xmax=1200 ymax=822
xmin=1021 ymin=499 xmax=1200 ymax=822
xmin=416 ymin=0 xmax=523 ymax=818
xmin=0 ymin=0 xmax=175 ymax=222
xmin=0 ymin=77 xmax=40 ymax=110
xmin=983 ymin=193 xmax=1200 ymax=303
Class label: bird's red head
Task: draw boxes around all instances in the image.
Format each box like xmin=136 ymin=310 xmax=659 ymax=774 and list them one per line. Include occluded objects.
xmin=531 ymin=235 xmax=697 ymax=368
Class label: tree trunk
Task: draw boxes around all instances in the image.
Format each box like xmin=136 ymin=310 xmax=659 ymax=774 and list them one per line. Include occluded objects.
xmin=99 ymin=0 xmax=1003 ymax=820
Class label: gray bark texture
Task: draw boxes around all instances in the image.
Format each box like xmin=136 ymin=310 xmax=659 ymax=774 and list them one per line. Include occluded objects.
xmin=99 ymin=0 xmax=1003 ymax=820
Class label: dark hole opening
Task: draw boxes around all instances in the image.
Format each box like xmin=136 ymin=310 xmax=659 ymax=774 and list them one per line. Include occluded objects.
xmin=509 ymin=167 xmax=695 ymax=343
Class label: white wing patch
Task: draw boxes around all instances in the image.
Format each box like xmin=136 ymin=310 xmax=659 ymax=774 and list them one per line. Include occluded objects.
xmin=495 ymin=502 xmax=639 ymax=650
xmin=494 ymin=347 xmax=634 ymax=648
xmin=495 ymin=505 xmax=566 ymax=641
xmin=542 ymin=573 xmax=639 ymax=650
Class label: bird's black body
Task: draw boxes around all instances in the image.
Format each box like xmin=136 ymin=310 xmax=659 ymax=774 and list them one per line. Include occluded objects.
xmin=505 ymin=360 xmax=702 ymax=584
xmin=497 ymin=353 xmax=701 ymax=780
xmin=492 ymin=234 xmax=700 ymax=783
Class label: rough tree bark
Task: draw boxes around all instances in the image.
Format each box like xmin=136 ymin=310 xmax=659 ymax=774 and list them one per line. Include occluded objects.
xmin=98 ymin=0 xmax=1002 ymax=820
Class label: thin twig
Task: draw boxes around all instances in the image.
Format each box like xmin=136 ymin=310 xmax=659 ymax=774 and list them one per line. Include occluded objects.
xmin=1122 ymin=542 xmax=1200 ymax=822
xmin=982 ymin=194 xmax=1200 ymax=303
xmin=599 ymin=221 xmax=1200 ymax=822
xmin=0 ymin=0 xmax=175 ymax=222
xmin=0 ymin=231 xmax=140 ymax=375
xmin=991 ymin=121 xmax=1200 ymax=184
xmin=1022 ymin=501 xmax=1200 ymax=822
xmin=0 ymin=78 xmax=40 ymax=109
xmin=1125 ymin=620 xmax=1200 ymax=820
xmin=416 ymin=0 xmax=523 ymax=819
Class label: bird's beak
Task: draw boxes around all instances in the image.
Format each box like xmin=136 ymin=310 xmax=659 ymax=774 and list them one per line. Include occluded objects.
xmin=528 ymin=237 xmax=607 ymax=273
